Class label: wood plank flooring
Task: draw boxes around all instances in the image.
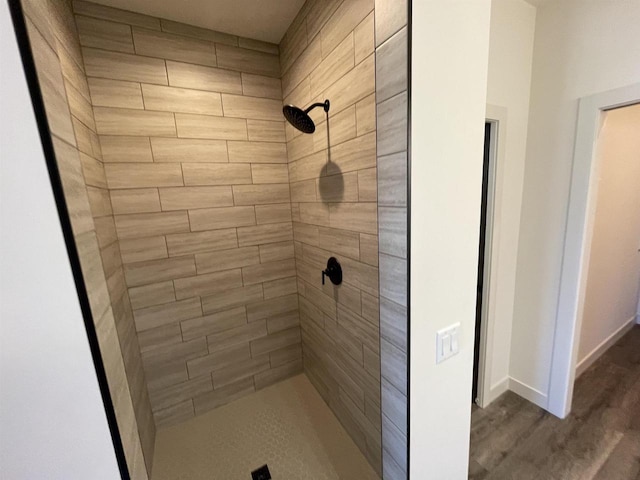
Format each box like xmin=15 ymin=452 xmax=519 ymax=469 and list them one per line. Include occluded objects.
xmin=469 ymin=326 xmax=640 ymax=480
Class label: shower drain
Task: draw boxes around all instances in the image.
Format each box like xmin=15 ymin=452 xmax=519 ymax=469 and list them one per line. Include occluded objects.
xmin=251 ymin=464 xmax=271 ymax=480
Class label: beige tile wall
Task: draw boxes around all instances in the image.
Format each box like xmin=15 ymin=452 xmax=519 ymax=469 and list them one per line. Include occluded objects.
xmin=279 ymin=0 xmax=381 ymax=473
xmin=70 ymin=0 xmax=302 ymax=427
xmin=375 ymin=0 xmax=409 ymax=478
xmin=26 ymin=0 xmax=390 ymax=475
xmin=21 ymin=0 xmax=154 ymax=477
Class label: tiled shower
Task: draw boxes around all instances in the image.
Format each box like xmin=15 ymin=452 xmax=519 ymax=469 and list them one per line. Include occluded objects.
xmin=20 ymin=0 xmax=408 ymax=477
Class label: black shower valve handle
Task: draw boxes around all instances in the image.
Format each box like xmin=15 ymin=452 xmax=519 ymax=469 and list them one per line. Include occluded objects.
xmin=321 ymin=257 xmax=342 ymax=286
xmin=321 ymin=267 xmax=334 ymax=285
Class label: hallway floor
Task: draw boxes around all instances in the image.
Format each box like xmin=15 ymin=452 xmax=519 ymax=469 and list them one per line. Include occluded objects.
xmin=469 ymin=326 xmax=640 ymax=479
xmin=151 ymin=374 xmax=379 ymax=480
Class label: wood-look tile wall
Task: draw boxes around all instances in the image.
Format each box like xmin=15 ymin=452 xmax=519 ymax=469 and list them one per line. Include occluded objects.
xmin=375 ymin=0 xmax=409 ymax=478
xmin=71 ymin=1 xmax=301 ymax=427
xmin=279 ymin=0 xmax=381 ymax=473
xmin=21 ymin=0 xmax=154 ymax=477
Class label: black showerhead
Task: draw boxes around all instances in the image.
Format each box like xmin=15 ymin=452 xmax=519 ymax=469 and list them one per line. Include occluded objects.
xmin=283 ymin=100 xmax=330 ymax=134
xmin=283 ymin=105 xmax=315 ymax=133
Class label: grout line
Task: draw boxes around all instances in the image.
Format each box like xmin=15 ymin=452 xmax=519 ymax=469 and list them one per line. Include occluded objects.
xmin=81 ymin=43 xmax=278 ymax=81
xmin=65 ymin=15 xmax=94 ymax=82
xmin=185 ymin=203 xmax=193 ymax=232
xmin=375 ymin=24 xmax=409 ymax=52
xmin=128 ymin=22 xmax=136 ymax=54
xmin=146 ymin=136 xmax=155 ymax=162
xmin=178 ymin=319 xmax=186 ymax=342
xmin=172 ymin=112 xmax=179 ymax=142
xmin=139 ymin=82 xmax=146 ymax=110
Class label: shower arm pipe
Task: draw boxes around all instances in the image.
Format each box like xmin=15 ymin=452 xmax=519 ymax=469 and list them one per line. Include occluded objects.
xmin=304 ymin=100 xmax=330 ymax=114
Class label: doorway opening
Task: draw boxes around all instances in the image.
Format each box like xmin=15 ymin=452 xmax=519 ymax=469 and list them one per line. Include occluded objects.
xmin=468 ymin=103 xmax=640 ymax=478
xmin=472 ymin=116 xmax=502 ymax=407
xmin=549 ymin=83 xmax=640 ymax=418
xmin=472 ymin=122 xmax=493 ymax=403
xmin=572 ymin=102 xmax=640 ymax=377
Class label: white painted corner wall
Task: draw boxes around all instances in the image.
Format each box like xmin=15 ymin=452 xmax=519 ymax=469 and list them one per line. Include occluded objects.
xmin=510 ymin=0 xmax=640 ymax=409
xmin=483 ymin=0 xmax=536 ymax=404
xmin=410 ymin=0 xmax=640 ymax=473
xmin=0 ymin=3 xmax=120 ymax=478
xmin=410 ymin=0 xmax=491 ymax=477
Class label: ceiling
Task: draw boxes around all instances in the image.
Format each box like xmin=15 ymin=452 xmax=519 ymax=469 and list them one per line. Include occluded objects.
xmin=91 ymin=0 xmax=306 ymax=44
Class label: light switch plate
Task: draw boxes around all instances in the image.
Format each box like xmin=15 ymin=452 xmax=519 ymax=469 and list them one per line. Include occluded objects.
xmin=436 ymin=323 xmax=460 ymax=364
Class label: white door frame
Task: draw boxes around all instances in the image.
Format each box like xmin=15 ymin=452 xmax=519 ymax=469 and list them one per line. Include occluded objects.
xmin=548 ymin=82 xmax=640 ymax=418
xmin=476 ymin=104 xmax=507 ymax=408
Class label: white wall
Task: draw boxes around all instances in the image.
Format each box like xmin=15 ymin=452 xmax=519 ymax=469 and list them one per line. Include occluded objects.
xmin=410 ymin=0 xmax=491 ymax=477
xmin=0 ymin=3 xmax=121 ymax=478
xmin=510 ymin=0 xmax=640 ymax=406
xmin=484 ymin=0 xmax=536 ymax=401
xmin=577 ymin=104 xmax=640 ymax=365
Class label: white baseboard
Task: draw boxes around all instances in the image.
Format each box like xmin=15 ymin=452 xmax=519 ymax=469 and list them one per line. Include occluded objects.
xmin=480 ymin=317 xmax=638 ymax=412
xmin=483 ymin=376 xmax=509 ymax=406
xmin=575 ymin=315 xmax=636 ymax=378
xmin=478 ymin=376 xmax=542 ymax=409
xmin=508 ymin=377 xmax=548 ymax=409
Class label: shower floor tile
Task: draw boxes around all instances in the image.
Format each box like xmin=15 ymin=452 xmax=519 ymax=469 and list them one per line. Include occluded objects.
xmin=151 ymin=374 xmax=380 ymax=480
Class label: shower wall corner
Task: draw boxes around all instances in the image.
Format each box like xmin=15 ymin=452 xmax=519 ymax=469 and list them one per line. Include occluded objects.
xmin=20 ymin=0 xmax=410 ymax=476
xmin=64 ymin=0 xmax=302 ymax=436
xmin=20 ymin=0 xmax=156 ymax=477
xmin=280 ymin=0 xmax=383 ymax=474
